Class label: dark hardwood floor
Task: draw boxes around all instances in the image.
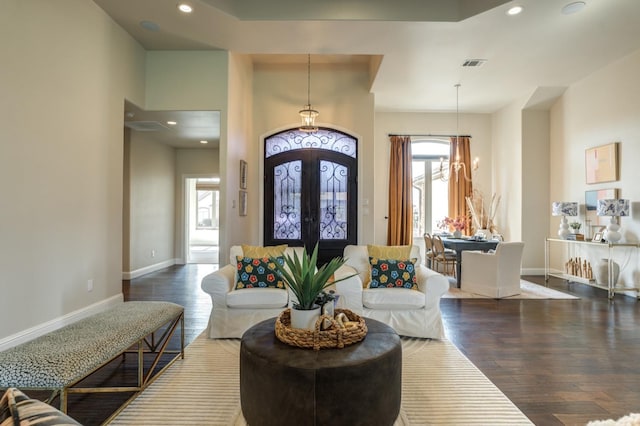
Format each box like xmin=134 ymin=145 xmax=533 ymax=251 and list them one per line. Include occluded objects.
xmin=61 ymin=264 xmax=638 ymax=425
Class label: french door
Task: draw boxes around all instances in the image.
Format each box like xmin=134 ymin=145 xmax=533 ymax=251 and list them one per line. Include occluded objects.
xmin=264 ymin=129 xmax=357 ymax=265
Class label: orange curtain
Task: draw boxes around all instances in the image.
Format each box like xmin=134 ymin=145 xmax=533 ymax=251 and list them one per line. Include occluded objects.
xmin=387 ymin=135 xmax=413 ymax=245
xmin=448 ymin=136 xmax=473 ymax=234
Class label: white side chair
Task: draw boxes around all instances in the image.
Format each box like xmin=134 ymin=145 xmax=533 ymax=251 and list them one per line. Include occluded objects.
xmin=460 ymin=242 xmax=525 ymax=298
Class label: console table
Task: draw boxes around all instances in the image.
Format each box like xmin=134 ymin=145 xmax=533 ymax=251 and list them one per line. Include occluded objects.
xmin=544 ymin=237 xmax=639 ymax=299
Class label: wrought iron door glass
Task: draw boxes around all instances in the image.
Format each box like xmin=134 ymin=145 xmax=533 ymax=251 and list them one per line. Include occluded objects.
xmin=319 ymin=160 xmax=347 ymax=240
xmin=273 ymin=160 xmax=302 ymax=240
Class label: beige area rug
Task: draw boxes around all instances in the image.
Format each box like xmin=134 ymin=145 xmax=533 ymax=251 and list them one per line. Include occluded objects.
xmin=108 ymin=334 xmax=532 ymax=425
xmin=443 ymin=279 xmax=579 ymax=299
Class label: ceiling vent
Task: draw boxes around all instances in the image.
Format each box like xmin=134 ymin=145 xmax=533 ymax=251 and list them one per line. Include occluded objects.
xmin=124 ymin=121 xmax=170 ymax=131
xmin=462 ymin=59 xmax=487 ymax=68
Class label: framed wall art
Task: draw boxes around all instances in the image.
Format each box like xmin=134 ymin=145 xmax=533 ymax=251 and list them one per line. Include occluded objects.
xmin=240 ymin=160 xmax=248 ymax=189
xmin=585 ymin=142 xmax=618 ymax=184
xmin=239 ymin=190 xmax=248 ymax=216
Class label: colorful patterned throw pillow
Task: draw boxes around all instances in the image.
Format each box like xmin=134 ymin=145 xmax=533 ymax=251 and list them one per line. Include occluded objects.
xmin=235 ymin=256 xmax=286 ymax=290
xmin=368 ymin=257 xmax=418 ymax=290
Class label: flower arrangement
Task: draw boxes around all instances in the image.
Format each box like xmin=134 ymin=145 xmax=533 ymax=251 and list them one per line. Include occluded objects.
xmin=438 ymin=216 xmax=466 ymax=232
xmin=569 ymin=222 xmax=582 ymax=231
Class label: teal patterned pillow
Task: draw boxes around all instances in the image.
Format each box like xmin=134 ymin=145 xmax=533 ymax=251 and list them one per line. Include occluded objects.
xmin=235 ymin=256 xmax=285 ymax=290
xmin=368 ymin=257 xmax=418 ymax=290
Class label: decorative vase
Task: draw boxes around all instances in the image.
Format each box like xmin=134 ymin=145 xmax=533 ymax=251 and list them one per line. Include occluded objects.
xmin=290 ymin=305 xmax=321 ymax=330
xmin=476 ymin=229 xmax=490 ymax=239
xmin=453 ymin=230 xmax=462 ymax=238
xmin=593 ymin=258 xmax=620 ymax=286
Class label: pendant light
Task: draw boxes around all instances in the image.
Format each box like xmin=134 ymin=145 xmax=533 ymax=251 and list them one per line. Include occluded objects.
xmin=299 ymin=54 xmax=319 ymax=133
xmin=439 ymin=84 xmax=479 ymax=182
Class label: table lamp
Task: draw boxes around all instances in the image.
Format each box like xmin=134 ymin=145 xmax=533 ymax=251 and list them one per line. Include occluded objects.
xmin=552 ymin=202 xmax=578 ymax=239
xmin=596 ymin=199 xmax=630 ymax=243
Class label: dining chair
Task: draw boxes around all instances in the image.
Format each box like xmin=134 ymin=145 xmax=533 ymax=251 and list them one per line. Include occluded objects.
xmin=432 ymin=235 xmax=457 ymax=277
xmin=423 ymin=233 xmax=435 ymax=268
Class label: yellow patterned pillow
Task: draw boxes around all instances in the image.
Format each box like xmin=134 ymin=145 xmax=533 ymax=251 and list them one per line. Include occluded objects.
xmin=364 ymin=245 xmax=412 ymax=287
xmin=241 ymin=244 xmax=288 ymax=258
xmin=367 ymin=244 xmax=412 ymax=260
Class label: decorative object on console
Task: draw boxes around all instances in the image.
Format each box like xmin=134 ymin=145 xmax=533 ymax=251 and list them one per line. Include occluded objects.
xmin=565 ymin=257 xmax=592 ymax=279
xmin=298 ymin=54 xmax=319 ymax=133
xmin=593 ymin=258 xmax=620 ymax=287
xmin=552 ymin=201 xmax=578 ymax=239
xmin=569 ymin=221 xmax=582 ymax=233
xmin=596 ymin=198 xmax=630 ymax=243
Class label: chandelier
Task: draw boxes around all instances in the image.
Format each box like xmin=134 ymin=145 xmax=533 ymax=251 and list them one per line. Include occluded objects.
xmin=439 ymin=84 xmax=479 ymax=182
xmin=299 ymin=54 xmax=319 ymax=133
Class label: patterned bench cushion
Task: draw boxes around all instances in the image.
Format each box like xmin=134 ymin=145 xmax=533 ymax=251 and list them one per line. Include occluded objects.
xmin=0 ymin=301 xmax=183 ymax=389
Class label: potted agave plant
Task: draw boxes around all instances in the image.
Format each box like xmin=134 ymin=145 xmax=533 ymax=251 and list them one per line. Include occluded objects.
xmin=271 ymin=243 xmax=351 ymax=330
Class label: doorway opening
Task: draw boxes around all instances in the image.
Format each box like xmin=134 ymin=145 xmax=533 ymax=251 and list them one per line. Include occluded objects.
xmin=186 ymin=177 xmax=219 ymax=264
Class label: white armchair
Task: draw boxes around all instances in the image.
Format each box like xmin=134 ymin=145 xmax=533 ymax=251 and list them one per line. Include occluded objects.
xmin=460 ymin=242 xmax=525 ymax=298
xmin=336 ymin=245 xmax=449 ymax=339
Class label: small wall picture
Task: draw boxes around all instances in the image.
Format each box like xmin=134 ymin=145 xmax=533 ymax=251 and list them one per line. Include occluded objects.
xmin=240 ymin=160 xmax=248 ymax=189
xmin=592 ymin=232 xmax=603 ymax=242
xmin=585 ymin=142 xmax=618 ymax=184
xmin=239 ymin=190 xmax=247 ymax=216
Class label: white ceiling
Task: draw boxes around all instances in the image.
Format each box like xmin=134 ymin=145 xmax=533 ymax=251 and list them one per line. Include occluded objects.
xmin=98 ymin=0 xmax=640 ymax=146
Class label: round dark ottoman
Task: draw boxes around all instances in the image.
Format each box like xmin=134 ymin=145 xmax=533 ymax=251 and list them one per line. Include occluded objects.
xmin=240 ymin=317 xmax=402 ymax=426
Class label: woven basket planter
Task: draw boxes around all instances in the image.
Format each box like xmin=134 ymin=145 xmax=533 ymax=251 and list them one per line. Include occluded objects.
xmin=275 ymin=308 xmax=367 ymax=350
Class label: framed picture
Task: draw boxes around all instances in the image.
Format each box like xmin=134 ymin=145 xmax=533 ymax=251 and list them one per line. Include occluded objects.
xmin=240 ymin=160 xmax=248 ymax=189
xmin=585 ymin=188 xmax=618 ymax=227
xmin=585 ymin=142 xmax=618 ymax=184
xmin=592 ymin=232 xmax=603 ymax=243
xmin=239 ymin=190 xmax=247 ymax=216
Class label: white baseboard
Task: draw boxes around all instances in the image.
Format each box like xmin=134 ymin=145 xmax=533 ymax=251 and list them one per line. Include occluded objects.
xmin=122 ymin=258 xmax=178 ymax=280
xmin=522 ymin=267 xmax=545 ymax=276
xmin=0 ymin=294 xmax=123 ymax=352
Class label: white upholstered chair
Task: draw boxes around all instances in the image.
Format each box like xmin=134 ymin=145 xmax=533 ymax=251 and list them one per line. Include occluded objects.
xmin=460 ymin=242 xmax=525 ymax=298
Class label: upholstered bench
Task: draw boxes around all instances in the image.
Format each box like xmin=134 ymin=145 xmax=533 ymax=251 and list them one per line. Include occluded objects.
xmin=0 ymin=301 xmax=184 ymax=418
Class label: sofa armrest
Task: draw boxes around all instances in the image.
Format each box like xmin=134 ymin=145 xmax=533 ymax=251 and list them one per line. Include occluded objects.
xmin=201 ymin=265 xmax=235 ymax=307
xmin=416 ymin=265 xmax=449 ymax=306
xmin=332 ymin=264 xmax=364 ymax=313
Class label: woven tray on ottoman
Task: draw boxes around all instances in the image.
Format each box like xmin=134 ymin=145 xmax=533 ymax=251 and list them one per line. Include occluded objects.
xmin=275 ymin=308 xmax=367 ymax=350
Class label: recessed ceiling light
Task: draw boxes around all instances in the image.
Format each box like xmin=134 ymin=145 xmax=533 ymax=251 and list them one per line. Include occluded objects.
xmin=177 ymin=3 xmax=193 ymax=13
xmin=561 ymin=1 xmax=586 ymax=15
xmin=506 ymin=5 xmax=523 ymax=15
xmin=200 ymin=140 xmax=208 ymax=144
xmin=140 ymin=21 xmax=160 ymax=32
xmin=167 ymin=121 xmax=177 ymax=125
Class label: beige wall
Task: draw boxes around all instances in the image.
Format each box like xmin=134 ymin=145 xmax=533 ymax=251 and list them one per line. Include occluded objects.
xmin=0 ymin=0 xmax=145 ymax=341
xmin=224 ymin=53 xmax=254 ymax=263
xmin=550 ymin=48 xmax=640 ymax=288
xmin=521 ymin=109 xmax=550 ymax=274
xmin=374 ymin=112 xmax=493 ymax=244
xmin=252 ymin=61 xmax=375 ymax=248
xmin=127 ymin=133 xmax=176 ymax=272
xmin=492 ymin=97 xmax=527 ymax=244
